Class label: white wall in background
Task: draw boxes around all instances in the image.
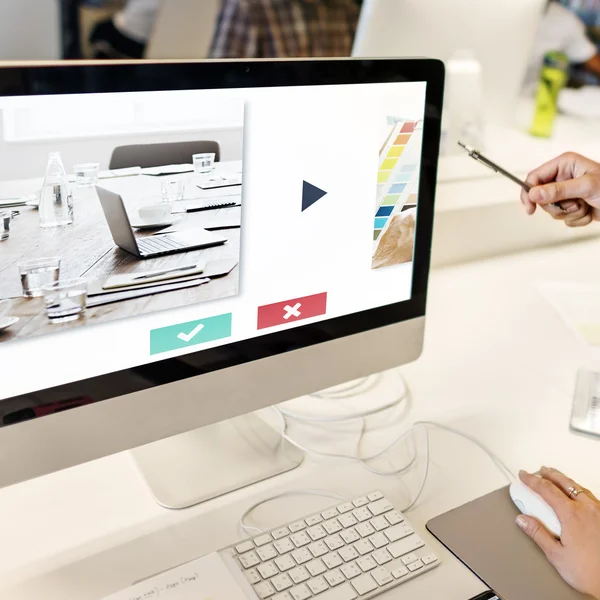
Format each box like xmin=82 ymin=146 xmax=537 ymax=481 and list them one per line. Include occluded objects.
xmin=0 ymin=0 xmax=60 ymax=59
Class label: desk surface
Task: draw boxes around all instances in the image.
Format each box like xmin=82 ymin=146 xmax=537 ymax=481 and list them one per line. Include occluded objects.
xmin=0 ymin=162 xmax=242 ymax=342
xmin=1 ymin=235 xmax=600 ymax=599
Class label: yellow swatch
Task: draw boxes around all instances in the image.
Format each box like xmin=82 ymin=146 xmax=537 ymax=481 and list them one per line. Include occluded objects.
xmin=378 ymin=171 xmax=391 ymax=183
xmin=387 ymin=145 xmax=405 ymax=158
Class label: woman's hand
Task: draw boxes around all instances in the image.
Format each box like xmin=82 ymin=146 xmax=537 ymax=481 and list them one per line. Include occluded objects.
xmin=521 ymin=153 xmax=600 ymax=227
xmin=516 ymin=467 xmax=600 ymax=599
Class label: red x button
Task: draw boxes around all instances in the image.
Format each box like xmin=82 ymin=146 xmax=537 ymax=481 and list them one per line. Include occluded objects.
xmin=257 ymin=292 xmax=328 ymax=330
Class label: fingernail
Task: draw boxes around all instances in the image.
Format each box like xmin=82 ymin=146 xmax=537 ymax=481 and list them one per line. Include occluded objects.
xmin=566 ymin=204 xmax=579 ymax=213
xmin=516 ymin=515 xmax=527 ymax=529
xmin=519 ymin=470 xmax=528 ymax=477
xmin=536 ymin=188 xmax=547 ymax=202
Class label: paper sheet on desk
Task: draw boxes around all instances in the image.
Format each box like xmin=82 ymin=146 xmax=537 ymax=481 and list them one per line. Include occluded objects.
xmin=538 ymin=281 xmax=600 ymax=346
xmin=101 ymin=552 xmax=249 ymax=600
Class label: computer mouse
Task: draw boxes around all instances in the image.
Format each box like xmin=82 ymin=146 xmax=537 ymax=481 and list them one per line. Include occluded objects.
xmin=509 ymin=480 xmax=562 ymax=538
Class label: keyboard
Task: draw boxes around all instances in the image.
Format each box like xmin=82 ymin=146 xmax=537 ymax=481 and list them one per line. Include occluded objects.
xmin=219 ymin=491 xmax=440 ymax=600
xmin=138 ymin=234 xmax=185 ymax=254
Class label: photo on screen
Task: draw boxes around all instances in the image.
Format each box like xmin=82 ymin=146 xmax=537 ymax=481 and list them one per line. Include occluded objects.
xmin=371 ymin=117 xmax=423 ymax=270
xmin=0 ymin=91 xmax=244 ymax=344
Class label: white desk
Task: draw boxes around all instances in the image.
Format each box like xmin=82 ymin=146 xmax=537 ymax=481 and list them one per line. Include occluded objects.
xmin=1 ymin=236 xmax=600 ymax=599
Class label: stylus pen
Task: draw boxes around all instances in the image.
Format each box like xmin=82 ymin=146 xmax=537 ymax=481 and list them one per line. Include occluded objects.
xmin=133 ymin=264 xmax=197 ymax=280
xmin=457 ymin=141 xmax=565 ymax=211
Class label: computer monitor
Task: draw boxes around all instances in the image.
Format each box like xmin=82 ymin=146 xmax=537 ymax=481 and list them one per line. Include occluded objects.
xmin=0 ymin=59 xmax=443 ymax=508
xmin=352 ymin=0 xmax=546 ymax=122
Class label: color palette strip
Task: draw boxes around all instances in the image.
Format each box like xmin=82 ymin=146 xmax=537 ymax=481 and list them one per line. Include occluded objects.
xmin=373 ymin=120 xmax=422 ymax=243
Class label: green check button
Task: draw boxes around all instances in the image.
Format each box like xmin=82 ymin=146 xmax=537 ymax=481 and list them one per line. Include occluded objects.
xmin=150 ymin=313 xmax=232 ymax=355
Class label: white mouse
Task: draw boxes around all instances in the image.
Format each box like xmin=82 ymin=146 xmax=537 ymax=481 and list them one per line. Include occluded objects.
xmin=509 ymin=480 xmax=562 ymax=538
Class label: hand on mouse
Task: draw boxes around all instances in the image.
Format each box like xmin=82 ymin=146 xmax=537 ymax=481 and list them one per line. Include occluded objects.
xmin=520 ymin=153 xmax=600 ymax=227
xmin=516 ymin=467 xmax=600 ymax=599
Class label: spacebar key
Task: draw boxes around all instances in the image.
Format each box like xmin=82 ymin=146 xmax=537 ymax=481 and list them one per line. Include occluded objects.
xmin=318 ymin=583 xmax=358 ymax=600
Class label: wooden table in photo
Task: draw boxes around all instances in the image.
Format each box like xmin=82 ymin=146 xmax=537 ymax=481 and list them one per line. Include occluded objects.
xmin=0 ymin=162 xmax=243 ymax=342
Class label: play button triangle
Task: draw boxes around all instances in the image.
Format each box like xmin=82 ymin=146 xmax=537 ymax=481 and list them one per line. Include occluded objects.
xmin=302 ymin=181 xmax=327 ymax=212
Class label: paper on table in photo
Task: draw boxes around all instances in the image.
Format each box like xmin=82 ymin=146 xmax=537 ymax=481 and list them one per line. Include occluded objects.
xmin=538 ymin=281 xmax=600 ymax=346
xmin=101 ymin=552 xmax=248 ymax=600
xmin=142 ymin=164 xmax=194 ymax=176
xmin=103 ymin=261 xmax=207 ymax=289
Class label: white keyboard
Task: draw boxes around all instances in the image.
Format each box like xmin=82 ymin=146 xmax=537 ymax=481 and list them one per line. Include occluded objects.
xmin=220 ymin=491 xmax=440 ymax=600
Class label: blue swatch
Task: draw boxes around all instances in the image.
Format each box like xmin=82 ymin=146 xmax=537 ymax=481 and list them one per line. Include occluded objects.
xmin=374 ymin=217 xmax=388 ymax=229
xmin=376 ymin=205 xmax=394 ymax=217
xmin=389 ymin=183 xmax=406 ymax=194
xmin=401 ymin=164 xmax=417 ymax=173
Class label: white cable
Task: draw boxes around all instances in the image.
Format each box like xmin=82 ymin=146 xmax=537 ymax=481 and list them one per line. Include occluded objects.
xmin=239 ymin=489 xmax=349 ymax=535
xmin=279 ymin=371 xmax=408 ymax=423
xmin=240 ymin=372 xmax=515 ymax=533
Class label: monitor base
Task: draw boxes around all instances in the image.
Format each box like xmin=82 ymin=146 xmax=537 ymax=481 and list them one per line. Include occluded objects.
xmin=130 ymin=412 xmax=304 ymax=509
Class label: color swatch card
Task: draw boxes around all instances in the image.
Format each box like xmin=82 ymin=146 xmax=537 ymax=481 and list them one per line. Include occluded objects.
xmin=373 ymin=119 xmax=423 ymax=249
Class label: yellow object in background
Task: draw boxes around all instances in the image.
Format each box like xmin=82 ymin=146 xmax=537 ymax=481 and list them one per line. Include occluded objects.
xmin=530 ymin=51 xmax=569 ymax=138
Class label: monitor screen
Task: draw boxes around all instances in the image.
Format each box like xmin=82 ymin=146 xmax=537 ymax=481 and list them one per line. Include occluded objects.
xmin=0 ymin=62 xmax=439 ymax=427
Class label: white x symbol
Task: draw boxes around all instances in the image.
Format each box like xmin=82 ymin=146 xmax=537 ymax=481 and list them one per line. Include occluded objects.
xmin=283 ymin=303 xmax=302 ymax=320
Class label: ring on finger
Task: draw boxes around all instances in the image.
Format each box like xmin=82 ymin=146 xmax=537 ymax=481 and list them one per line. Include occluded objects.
xmin=567 ymin=486 xmax=585 ymax=500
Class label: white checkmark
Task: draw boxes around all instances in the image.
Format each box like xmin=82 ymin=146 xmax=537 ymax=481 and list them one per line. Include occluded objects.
xmin=177 ymin=323 xmax=205 ymax=343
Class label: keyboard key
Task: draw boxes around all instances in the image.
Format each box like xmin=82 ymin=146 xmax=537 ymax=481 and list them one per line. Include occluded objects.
xmin=384 ymin=511 xmax=404 ymax=526
xmin=323 ymin=519 xmax=342 ymax=535
xmin=340 ymin=528 xmax=360 ymax=545
xmin=246 ymin=568 xmax=261 ymax=584
xmin=258 ymin=562 xmax=279 ymax=579
xmin=290 ymin=521 xmax=307 ymax=533
xmin=422 ymin=553 xmax=438 ymax=565
xmin=370 ymin=516 xmax=389 ymax=532
xmin=290 ymin=584 xmax=312 ymax=600
xmin=273 ymin=527 xmax=290 ymax=540
xmin=356 ymin=556 xmax=377 ymax=572
xmin=257 ymin=545 xmax=278 ymax=562
xmin=239 ymin=551 xmax=260 ymax=569
xmin=322 ymin=508 xmax=339 ymax=520
xmin=353 ymin=497 xmax=369 ymax=508
xmin=356 ymin=522 xmax=375 ymax=538
xmin=391 ymin=564 xmax=409 ymax=579
xmin=274 ymin=539 xmax=295 ymax=554
xmin=274 ymin=593 xmax=293 ymax=600
xmin=324 ymin=568 xmax=346 ymax=587
xmin=308 ymin=541 xmax=329 ymax=558
xmin=289 ymin=566 xmax=310 ymax=584
xmin=255 ymin=534 xmax=273 ymax=547
xmin=339 ymin=546 xmax=359 ymax=562
xmin=305 ymin=514 xmax=323 ymax=527
xmin=373 ymin=549 xmax=393 ymax=565
xmin=354 ymin=539 xmax=374 ymax=556
xmin=407 ymin=559 xmax=424 ymax=572
xmin=318 ymin=583 xmax=358 ymax=600
xmin=307 ymin=576 xmax=329 ymax=595
xmin=367 ymin=492 xmax=384 ymax=501
xmin=368 ymin=499 xmax=393 ymax=516
xmin=401 ymin=553 xmax=419 ymax=566
xmin=337 ymin=502 xmax=354 ymax=514
xmin=384 ymin=524 xmax=413 ymax=543
xmin=236 ymin=541 xmax=254 ymax=554
xmin=351 ymin=573 xmax=378 ymax=595
xmin=306 ymin=558 xmax=327 ymax=577
xmin=323 ymin=552 xmax=343 ymax=569
xmin=307 ymin=525 xmax=327 ymax=541
xmin=254 ymin=581 xmax=276 ymax=599
xmin=291 ymin=532 xmax=311 ymax=548
xmin=371 ymin=566 xmax=394 ymax=586
xmin=368 ymin=532 xmax=389 ymax=549
xmin=272 ymin=573 xmax=294 ymax=592
xmin=388 ymin=535 xmax=425 ymax=559
xmin=275 ymin=555 xmax=297 ymax=572
xmin=292 ymin=548 xmax=313 ymax=565
xmin=325 ymin=535 xmax=344 ymax=552
xmin=338 ymin=514 xmax=358 ymax=529
xmin=340 ymin=562 xmax=362 ymax=580
xmin=352 ymin=507 xmax=372 ymax=523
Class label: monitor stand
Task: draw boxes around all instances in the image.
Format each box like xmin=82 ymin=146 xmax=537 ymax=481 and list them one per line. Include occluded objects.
xmin=130 ymin=412 xmax=304 ymax=509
